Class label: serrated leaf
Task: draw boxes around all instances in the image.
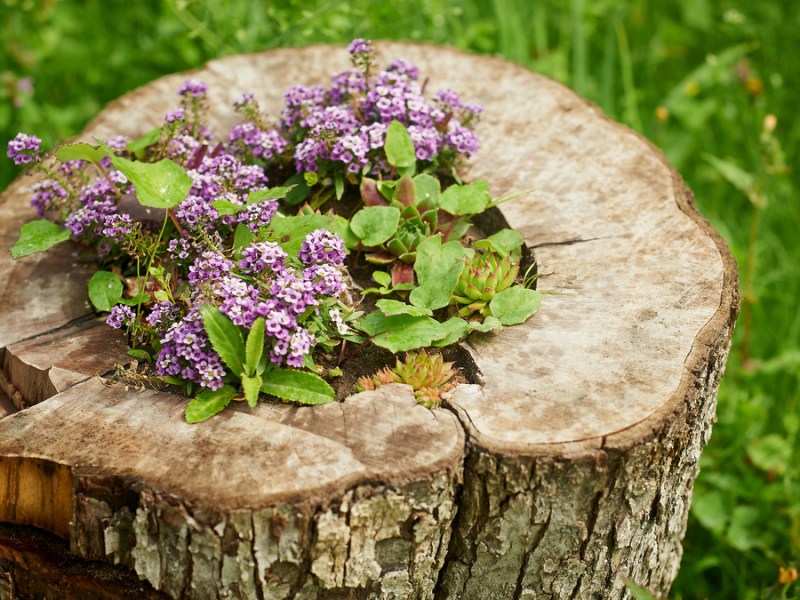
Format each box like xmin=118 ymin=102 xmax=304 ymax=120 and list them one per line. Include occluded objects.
xmin=350 ymin=206 xmax=401 ymax=247
xmin=431 ymin=318 xmax=470 ymax=347
xmin=87 ymin=271 xmax=124 ymax=311
xmin=385 ymin=120 xmax=416 ymax=168
xmin=260 ymin=369 xmax=334 ymax=405
xmin=185 ymin=385 xmax=237 ymax=423
xmin=55 ymin=142 xmax=105 ymax=164
xmin=11 ymin=219 xmax=72 ymax=258
xmin=489 ymin=287 xmax=541 ymax=325
xmin=474 ymin=228 xmax=525 ymax=256
xmin=245 ymin=318 xmax=265 ymax=376
xmin=376 ymin=299 xmax=432 ymax=317
xmin=439 ymin=180 xmax=491 ymax=215
xmin=409 ymin=235 xmax=466 ymax=310
xmin=241 ymin=374 xmax=262 ymax=408
xmin=96 ymin=139 xmax=191 ymax=209
xmin=201 ymin=305 xmax=245 ymax=377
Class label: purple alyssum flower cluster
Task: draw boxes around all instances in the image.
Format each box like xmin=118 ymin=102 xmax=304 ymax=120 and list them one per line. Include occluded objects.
xmin=228 ymin=38 xmax=481 ymax=179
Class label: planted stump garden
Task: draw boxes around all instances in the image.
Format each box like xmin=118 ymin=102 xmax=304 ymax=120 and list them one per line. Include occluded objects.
xmin=0 ymin=43 xmax=738 ymax=599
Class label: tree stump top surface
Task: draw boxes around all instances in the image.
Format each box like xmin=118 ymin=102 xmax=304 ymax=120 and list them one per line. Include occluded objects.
xmin=0 ymin=43 xmax=738 ymax=517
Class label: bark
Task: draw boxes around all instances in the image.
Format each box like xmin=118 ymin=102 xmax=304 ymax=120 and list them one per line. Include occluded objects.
xmin=0 ymin=43 xmax=738 ymax=599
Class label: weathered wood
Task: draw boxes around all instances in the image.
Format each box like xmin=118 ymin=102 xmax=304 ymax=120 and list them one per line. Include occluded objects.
xmin=0 ymin=43 xmax=737 ymax=599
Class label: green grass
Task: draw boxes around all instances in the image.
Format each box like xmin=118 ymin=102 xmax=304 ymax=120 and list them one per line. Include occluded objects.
xmin=2 ymin=1 xmax=799 ymax=597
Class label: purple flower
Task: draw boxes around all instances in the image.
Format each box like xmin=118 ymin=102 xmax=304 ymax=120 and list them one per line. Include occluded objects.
xmin=299 ymin=229 xmax=346 ymax=266
xmin=187 ymin=250 xmax=233 ymax=284
xmin=107 ymin=304 xmax=135 ymax=329
xmin=178 ymin=79 xmax=208 ymax=98
xmin=348 ymin=38 xmax=372 ymax=56
xmin=7 ymin=133 xmax=42 ymax=166
xmin=239 ymin=241 xmax=287 ymax=274
xmin=30 ymin=178 xmax=67 ymax=218
xmin=164 ymin=108 xmax=185 ymax=123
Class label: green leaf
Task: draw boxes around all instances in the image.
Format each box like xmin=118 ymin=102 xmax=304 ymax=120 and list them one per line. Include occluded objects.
xmin=413 ymin=174 xmax=441 ymax=209
xmin=185 ymin=385 xmax=237 ymax=423
xmin=87 ymin=270 xmax=124 ymax=311
xmin=241 ymin=374 xmax=262 ymax=408
xmin=384 ymin=120 xmax=416 ymax=168
xmin=201 ymin=305 xmax=245 ymax=378
xmin=372 ymin=270 xmax=392 ymax=287
xmin=376 ymin=299 xmax=432 ymax=317
xmin=284 ymin=173 xmax=311 ymax=205
xmin=468 ymin=316 xmax=503 ymax=333
xmin=55 ymin=142 xmax=105 ymax=164
xmin=623 ymin=579 xmax=660 ymax=600
xmin=409 ymin=235 xmax=467 ymax=310
xmin=431 ymin=317 xmax=470 ymax=347
xmin=245 ymin=317 xmax=266 ymax=376
xmin=439 ymin=180 xmax=491 ymax=215
xmin=489 ymin=288 xmax=542 ymax=325
xmin=212 ymin=199 xmax=245 ymax=216
xmin=265 ymin=214 xmax=352 ymax=256
xmin=128 ymin=349 xmax=151 ymax=361
xmin=260 ymin=369 xmax=334 ymax=405
xmin=703 ymin=154 xmax=764 ymax=208
xmin=11 ymin=219 xmax=72 ymax=258
xmin=350 ymin=206 xmax=401 ymax=247
xmin=233 ymin=224 xmax=253 ymax=251
xmin=246 ymin=186 xmax=293 ymax=204
xmin=691 ymin=490 xmax=729 ymax=534
xmin=746 ymin=434 xmax=792 ymax=475
xmin=359 ymin=312 xmax=446 ymax=353
xmin=118 ymin=293 xmax=151 ymax=306
xmin=96 ymin=139 xmax=191 ymax=209
xmin=334 ymin=171 xmax=345 ymax=200
xmin=126 ymin=127 xmax=162 ymax=158
xmin=725 ymin=505 xmax=761 ymax=551
xmin=474 ymin=228 xmax=525 ymax=256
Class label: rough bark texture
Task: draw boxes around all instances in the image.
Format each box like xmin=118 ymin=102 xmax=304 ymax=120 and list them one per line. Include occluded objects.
xmin=0 ymin=43 xmax=738 ymax=599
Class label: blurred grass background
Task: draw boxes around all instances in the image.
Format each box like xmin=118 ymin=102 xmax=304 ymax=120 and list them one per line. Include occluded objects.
xmin=2 ymin=0 xmax=798 ymax=597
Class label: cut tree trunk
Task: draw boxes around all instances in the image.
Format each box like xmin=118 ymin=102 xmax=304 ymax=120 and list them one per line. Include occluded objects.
xmin=0 ymin=43 xmax=738 ymax=599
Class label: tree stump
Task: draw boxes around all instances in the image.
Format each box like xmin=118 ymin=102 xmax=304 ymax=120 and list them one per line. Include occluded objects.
xmin=0 ymin=43 xmax=738 ymax=599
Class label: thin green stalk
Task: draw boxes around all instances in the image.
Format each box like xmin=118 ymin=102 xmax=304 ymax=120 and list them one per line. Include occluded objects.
xmin=615 ymin=19 xmax=642 ymax=132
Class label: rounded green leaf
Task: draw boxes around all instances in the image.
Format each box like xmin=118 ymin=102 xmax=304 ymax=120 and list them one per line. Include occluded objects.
xmin=350 ymin=206 xmax=401 ymax=247
xmin=11 ymin=219 xmax=71 ymax=258
xmin=55 ymin=142 xmax=106 ymax=164
xmin=376 ymin=299 xmax=432 ymax=317
xmin=260 ymin=369 xmax=334 ymax=405
xmin=489 ymin=287 xmax=542 ymax=325
xmin=439 ymin=180 xmax=491 ymax=216
xmin=87 ymin=271 xmax=124 ymax=312
xmin=384 ymin=120 xmax=416 ymax=168
xmin=410 ymin=235 xmax=466 ymax=310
